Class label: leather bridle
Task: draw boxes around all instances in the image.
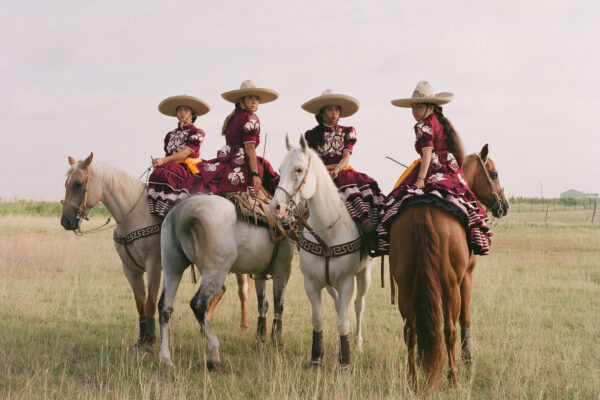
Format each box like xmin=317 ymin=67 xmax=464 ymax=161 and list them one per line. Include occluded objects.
xmin=61 ymin=171 xmax=91 ymax=226
xmin=274 ymin=154 xmax=312 ymax=209
xmin=477 ymin=155 xmax=506 ymax=218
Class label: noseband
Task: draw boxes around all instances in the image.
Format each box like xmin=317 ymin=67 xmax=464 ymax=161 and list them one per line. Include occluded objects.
xmin=477 ymin=155 xmax=506 ymax=218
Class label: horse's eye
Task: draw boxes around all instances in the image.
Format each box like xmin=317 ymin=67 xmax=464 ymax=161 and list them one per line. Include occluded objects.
xmin=489 ymin=171 xmax=498 ymax=180
xmin=73 ymin=182 xmax=82 ymax=189
xmin=295 ymin=168 xmax=303 ymax=174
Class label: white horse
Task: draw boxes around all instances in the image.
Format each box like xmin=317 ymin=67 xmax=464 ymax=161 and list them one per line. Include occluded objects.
xmin=158 ymin=191 xmax=294 ymax=368
xmin=60 ymin=153 xmax=253 ymax=350
xmin=270 ymin=135 xmax=374 ymax=369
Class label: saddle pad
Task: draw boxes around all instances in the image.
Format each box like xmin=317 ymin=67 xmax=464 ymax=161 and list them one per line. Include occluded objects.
xmin=221 ymin=189 xmax=274 ymax=229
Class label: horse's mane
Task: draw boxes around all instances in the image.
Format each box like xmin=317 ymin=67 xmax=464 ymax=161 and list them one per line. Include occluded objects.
xmin=68 ymin=160 xmax=146 ymax=205
xmin=303 ymin=147 xmax=354 ymax=229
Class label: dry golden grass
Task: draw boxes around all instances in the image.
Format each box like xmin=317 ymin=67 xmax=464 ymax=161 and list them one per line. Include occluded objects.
xmin=0 ymin=210 xmax=599 ymax=399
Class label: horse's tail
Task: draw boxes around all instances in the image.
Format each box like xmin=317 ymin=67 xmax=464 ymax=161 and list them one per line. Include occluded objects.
xmin=174 ymin=197 xmax=217 ymax=270
xmin=412 ymin=206 xmax=443 ymax=385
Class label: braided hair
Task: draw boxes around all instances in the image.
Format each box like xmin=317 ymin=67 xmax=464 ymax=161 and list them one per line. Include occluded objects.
xmin=432 ymin=105 xmax=464 ymax=165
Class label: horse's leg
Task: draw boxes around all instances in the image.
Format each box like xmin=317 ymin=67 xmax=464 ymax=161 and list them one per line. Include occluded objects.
xmin=254 ymin=275 xmax=269 ymax=342
xmin=336 ymin=275 xmax=356 ymax=369
xmin=158 ymin=266 xmax=185 ymax=365
xmin=354 ymin=260 xmax=373 ymax=352
xmin=459 ymin=255 xmax=476 ymax=365
xmin=121 ymin=263 xmax=147 ymax=348
xmin=142 ymin=255 xmax=162 ymax=348
xmin=304 ymin=276 xmax=324 ymax=367
xmin=189 ymin=269 xmax=229 ymax=370
xmin=205 ymin=284 xmax=226 ymax=322
xmin=442 ymin=278 xmax=462 ymax=387
xmin=236 ymin=273 xmax=249 ymax=332
xmin=270 ymin=262 xmax=292 ymax=348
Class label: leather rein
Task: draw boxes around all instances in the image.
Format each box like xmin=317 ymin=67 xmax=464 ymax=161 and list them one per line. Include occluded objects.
xmin=274 ymin=154 xmax=363 ymax=286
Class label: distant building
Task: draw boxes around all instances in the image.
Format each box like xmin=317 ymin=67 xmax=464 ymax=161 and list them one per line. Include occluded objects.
xmin=560 ymin=189 xmax=599 ymax=199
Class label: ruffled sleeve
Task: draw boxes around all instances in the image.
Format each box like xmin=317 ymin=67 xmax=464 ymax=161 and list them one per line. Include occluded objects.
xmin=184 ymin=126 xmax=205 ymax=156
xmin=343 ymin=127 xmax=357 ymax=153
xmin=242 ymin=113 xmax=260 ymax=144
xmin=414 ymin=118 xmax=434 ymax=154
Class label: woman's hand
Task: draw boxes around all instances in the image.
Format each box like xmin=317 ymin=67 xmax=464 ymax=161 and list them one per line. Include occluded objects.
xmin=329 ymin=166 xmax=341 ymax=179
xmin=153 ymin=157 xmax=166 ymax=168
xmin=415 ymin=177 xmax=425 ymax=189
xmin=251 ymin=175 xmax=262 ymax=195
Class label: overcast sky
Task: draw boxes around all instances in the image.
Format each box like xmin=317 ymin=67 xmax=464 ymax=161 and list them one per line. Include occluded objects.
xmin=2 ymin=0 xmax=599 ymax=200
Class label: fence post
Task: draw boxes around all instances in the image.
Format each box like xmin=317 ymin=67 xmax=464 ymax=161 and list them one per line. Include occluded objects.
xmin=592 ymin=199 xmax=597 ymax=224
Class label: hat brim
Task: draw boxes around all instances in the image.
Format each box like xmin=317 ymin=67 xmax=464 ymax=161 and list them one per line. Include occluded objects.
xmin=301 ymin=94 xmax=360 ymax=118
xmin=221 ymin=88 xmax=279 ymax=104
xmin=159 ymin=95 xmax=210 ymax=117
xmin=391 ymin=92 xmax=454 ymax=108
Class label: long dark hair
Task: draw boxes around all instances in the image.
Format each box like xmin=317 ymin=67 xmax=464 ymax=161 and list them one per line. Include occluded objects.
xmin=221 ymin=101 xmax=249 ymax=136
xmin=433 ymin=105 xmax=464 ymax=165
xmin=307 ymin=112 xmax=326 ymax=146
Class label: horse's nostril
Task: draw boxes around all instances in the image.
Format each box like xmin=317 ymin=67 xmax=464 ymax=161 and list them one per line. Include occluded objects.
xmin=276 ymin=204 xmax=281 ymax=210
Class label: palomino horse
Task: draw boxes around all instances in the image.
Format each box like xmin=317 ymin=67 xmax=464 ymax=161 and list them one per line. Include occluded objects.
xmin=60 ymin=153 xmax=254 ymax=350
xmin=158 ymin=192 xmax=294 ymax=369
xmin=270 ymin=135 xmax=374 ymax=369
xmin=389 ymin=144 xmax=508 ymax=390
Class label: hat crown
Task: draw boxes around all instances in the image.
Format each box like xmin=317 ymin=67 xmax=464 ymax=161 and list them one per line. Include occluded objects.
xmin=322 ymin=89 xmax=335 ymax=95
xmin=240 ymin=80 xmax=257 ymax=89
xmin=412 ymin=81 xmax=435 ymax=99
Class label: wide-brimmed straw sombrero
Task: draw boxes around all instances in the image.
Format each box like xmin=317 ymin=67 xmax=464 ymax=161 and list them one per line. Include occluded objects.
xmin=391 ymin=81 xmax=454 ymax=108
xmin=301 ymin=89 xmax=360 ymax=118
xmin=221 ymin=80 xmax=279 ymax=104
xmin=158 ymin=94 xmax=210 ymax=117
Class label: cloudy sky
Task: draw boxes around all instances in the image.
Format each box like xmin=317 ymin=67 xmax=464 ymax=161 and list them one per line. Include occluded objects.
xmin=2 ymin=0 xmax=598 ymax=200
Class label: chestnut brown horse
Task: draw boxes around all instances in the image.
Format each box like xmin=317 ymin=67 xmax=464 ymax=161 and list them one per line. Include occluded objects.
xmin=389 ymin=144 xmax=508 ymax=390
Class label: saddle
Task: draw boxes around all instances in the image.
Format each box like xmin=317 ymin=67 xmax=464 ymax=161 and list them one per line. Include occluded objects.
xmin=221 ymin=189 xmax=287 ymax=243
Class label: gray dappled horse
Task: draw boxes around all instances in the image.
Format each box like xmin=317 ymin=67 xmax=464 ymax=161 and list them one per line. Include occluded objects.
xmin=158 ymin=191 xmax=294 ymax=368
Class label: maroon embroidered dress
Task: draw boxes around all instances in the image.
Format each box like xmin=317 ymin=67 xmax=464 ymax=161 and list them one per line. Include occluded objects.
xmin=304 ymin=124 xmax=384 ymax=225
xmin=148 ymin=124 xmax=205 ymax=217
xmin=197 ymin=105 xmax=279 ymax=194
xmin=378 ymin=113 xmax=491 ymax=255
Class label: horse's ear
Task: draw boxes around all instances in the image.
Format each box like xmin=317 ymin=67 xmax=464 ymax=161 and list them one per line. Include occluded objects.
xmin=285 ymin=133 xmax=292 ymax=151
xmin=480 ymin=144 xmax=489 ymax=162
xmin=68 ymin=156 xmax=77 ymax=165
xmin=299 ymin=135 xmax=308 ymax=153
xmin=81 ymin=152 xmax=94 ymax=170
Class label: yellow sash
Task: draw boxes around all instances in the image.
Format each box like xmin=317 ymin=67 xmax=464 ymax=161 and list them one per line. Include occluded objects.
xmin=325 ymin=165 xmax=357 ymax=172
xmin=392 ymin=159 xmax=421 ymax=190
xmin=177 ymin=157 xmax=202 ymax=175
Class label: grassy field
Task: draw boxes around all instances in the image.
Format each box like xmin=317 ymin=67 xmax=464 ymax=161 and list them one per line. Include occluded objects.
xmin=0 ymin=205 xmax=599 ymax=399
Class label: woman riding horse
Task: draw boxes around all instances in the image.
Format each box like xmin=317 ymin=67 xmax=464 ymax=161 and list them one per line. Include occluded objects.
xmin=148 ymin=94 xmax=210 ymax=217
xmin=301 ymin=90 xmax=384 ymax=255
xmin=196 ymin=80 xmax=280 ymax=196
xmin=378 ymin=81 xmax=492 ymax=255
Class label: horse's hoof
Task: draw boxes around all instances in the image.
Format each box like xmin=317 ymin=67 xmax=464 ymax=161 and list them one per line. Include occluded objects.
xmin=206 ymin=359 xmax=220 ymax=371
xmin=339 ymin=364 xmax=352 ymax=373
xmin=160 ymin=357 xmax=174 ymax=367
